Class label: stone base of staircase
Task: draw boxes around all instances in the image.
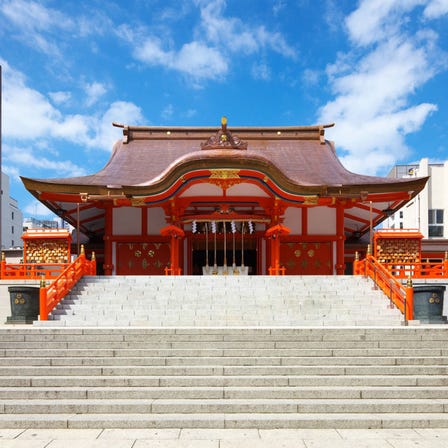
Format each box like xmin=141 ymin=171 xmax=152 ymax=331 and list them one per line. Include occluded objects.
xmin=1 ymin=327 xmax=448 ymax=428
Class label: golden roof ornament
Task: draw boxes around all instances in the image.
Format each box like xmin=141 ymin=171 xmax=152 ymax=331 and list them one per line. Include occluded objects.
xmin=201 ymin=116 xmax=248 ymax=150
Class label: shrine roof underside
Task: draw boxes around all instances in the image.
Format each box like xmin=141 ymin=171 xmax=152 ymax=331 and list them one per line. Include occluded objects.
xmin=21 ymin=121 xmax=428 ymax=240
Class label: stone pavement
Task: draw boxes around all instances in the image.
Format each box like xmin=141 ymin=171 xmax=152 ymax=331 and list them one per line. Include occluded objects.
xmin=2 ymin=429 xmax=448 ymax=447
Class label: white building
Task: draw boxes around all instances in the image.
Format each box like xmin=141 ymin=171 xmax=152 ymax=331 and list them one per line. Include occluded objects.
xmin=386 ymin=158 xmax=448 ymax=239
xmin=1 ymin=172 xmax=24 ymax=249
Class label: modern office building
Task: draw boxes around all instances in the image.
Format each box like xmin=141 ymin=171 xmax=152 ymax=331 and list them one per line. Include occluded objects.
xmin=386 ymin=158 xmax=448 ymax=238
xmin=386 ymin=158 xmax=448 ymax=258
xmin=1 ymin=172 xmax=23 ymax=249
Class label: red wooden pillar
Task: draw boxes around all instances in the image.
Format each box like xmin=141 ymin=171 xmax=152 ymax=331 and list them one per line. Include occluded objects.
xmin=161 ymin=225 xmax=185 ymax=275
xmin=265 ymin=224 xmax=290 ymax=275
xmin=103 ymin=205 xmax=114 ymax=275
xmin=335 ymin=202 xmax=346 ymax=275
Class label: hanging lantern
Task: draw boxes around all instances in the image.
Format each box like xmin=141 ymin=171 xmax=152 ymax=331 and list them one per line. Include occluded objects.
xmin=192 ymin=221 xmax=197 ymax=233
xmin=231 ymin=221 xmax=236 ymax=233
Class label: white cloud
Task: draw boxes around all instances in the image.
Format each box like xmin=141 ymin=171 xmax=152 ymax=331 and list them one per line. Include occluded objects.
xmin=2 ymin=165 xmax=21 ymax=183
xmin=133 ymin=35 xmax=228 ymax=81
xmin=174 ymin=41 xmax=227 ymax=79
xmin=4 ymin=143 xmax=87 ymax=177
xmin=319 ymin=1 xmax=443 ymax=175
xmin=2 ymin=60 xmax=144 ymax=152
xmin=125 ymin=0 xmax=294 ymax=83
xmin=345 ymin=0 xmax=422 ymax=46
xmin=134 ymin=35 xmax=171 ymax=66
xmin=49 ymin=91 xmax=72 ymax=105
xmin=161 ymin=104 xmax=174 ymax=120
xmin=273 ymin=0 xmax=286 ymax=16
xmin=0 ymin=0 xmax=72 ymax=33
xmin=302 ymin=68 xmax=321 ymax=86
xmin=85 ymin=82 xmax=108 ymax=107
xmin=3 ymin=60 xmax=64 ymax=139
xmin=185 ymin=109 xmax=197 ymax=118
xmin=0 ymin=0 xmax=73 ymax=56
xmin=90 ymin=101 xmax=145 ymax=151
xmin=252 ymin=62 xmax=271 ymax=81
xmin=424 ymin=0 xmax=448 ymax=18
xmin=198 ymin=0 xmax=296 ymax=58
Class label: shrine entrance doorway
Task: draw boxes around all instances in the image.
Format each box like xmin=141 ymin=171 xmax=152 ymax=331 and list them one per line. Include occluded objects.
xmin=190 ymin=234 xmax=259 ymax=275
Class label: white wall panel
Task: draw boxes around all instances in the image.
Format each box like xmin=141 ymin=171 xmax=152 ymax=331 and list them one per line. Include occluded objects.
xmin=283 ymin=207 xmax=302 ymax=234
xmin=113 ymin=207 xmax=141 ymax=235
xmin=147 ymin=207 xmax=167 ymax=235
xmin=308 ymin=207 xmax=336 ymax=235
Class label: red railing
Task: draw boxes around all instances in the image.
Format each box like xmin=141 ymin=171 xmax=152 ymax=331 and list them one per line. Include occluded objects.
xmin=39 ymin=251 xmax=96 ymax=321
xmin=0 ymin=262 xmax=69 ymax=280
xmin=268 ymin=265 xmax=286 ymax=275
xmin=164 ymin=267 xmax=182 ymax=275
xmin=354 ymin=253 xmax=413 ymax=321
xmin=374 ymin=260 xmax=448 ymax=279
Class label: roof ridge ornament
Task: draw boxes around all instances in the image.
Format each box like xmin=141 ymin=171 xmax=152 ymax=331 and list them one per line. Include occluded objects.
xmin=201 ymin=116 xmax=248 ymax=150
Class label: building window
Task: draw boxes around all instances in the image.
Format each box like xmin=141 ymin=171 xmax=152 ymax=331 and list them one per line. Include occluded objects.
xmin=11 ymin=226 xmax=14 ymax=234
xmin=428 ymin=209 xmax=444 ymax=237
xmin=399 ymin=211 xmax=403 ymax=219
xmin=12 ymin=211 xmax=14 ymax=220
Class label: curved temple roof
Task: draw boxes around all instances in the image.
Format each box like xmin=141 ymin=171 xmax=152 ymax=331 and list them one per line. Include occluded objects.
xmin=21 ymin=122 xmax=428 ymax=238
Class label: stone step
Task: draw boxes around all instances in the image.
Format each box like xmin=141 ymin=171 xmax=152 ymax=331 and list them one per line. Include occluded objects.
xmin=1 ymin=364 xmax=448 ymax=376
xmin=1 ymin=398 xmax=447 ymax=414
xmin=3 ymin=385 xmax=448 ymax=400
xmin=47 ymin=275 xmax=403 ymax=326
xmin=3 ymin=355 xmax=447 ymax=366
xmin=1 ymin=342 xmax=424 ymax=351
xmin=1 ymin=375 xmax=447 ymax=388
xmin=5 ymin=347 xmax=448 ymax=358
xmin=0 ymin=412 xmax=448 ymax=429
xmin=1 ymin=326 xmax=448 ymax=428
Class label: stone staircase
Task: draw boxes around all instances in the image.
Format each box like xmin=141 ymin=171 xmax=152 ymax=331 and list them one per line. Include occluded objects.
xmin=41 ymin=275 xmax=403 ymax=326
xmin=1 ymin=327 xmax=448 ymax=428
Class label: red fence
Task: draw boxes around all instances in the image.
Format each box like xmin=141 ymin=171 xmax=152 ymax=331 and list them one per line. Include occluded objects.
xmin=375 ymin=260 xmax=448 ymax=279
xmin=0 ymin=262 xmax=69 ymax=280
xmin=354 ymin=253 xmax=413 ymax=321
xmin=39 ymin=251 xmax=96 ymax=321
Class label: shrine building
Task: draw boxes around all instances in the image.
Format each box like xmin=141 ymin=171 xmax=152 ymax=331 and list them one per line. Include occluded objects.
xmin=21 ymin=119 xmax=428 ymax=276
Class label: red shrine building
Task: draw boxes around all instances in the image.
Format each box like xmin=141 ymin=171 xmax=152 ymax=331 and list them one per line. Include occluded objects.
xmin=21 ymin=119 xmax=427 ymax=276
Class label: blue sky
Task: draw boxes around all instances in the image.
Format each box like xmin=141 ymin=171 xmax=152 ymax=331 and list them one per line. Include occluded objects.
xmin=1 ymin=0 xmax=447 ymax=218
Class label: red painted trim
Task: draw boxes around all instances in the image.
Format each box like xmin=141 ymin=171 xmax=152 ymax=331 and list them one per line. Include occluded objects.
xmin=141 ymin=207 xmax=148 ymax=237
xmin=353 ymin=202 xmax=383 ymax=214
xmin=39 ymin=192 xmax=84 ymax=202
xmin=140 ymin=169 xmax=336 ymax=205
xmin=364 ymin=192 xmax=411 ymax=202
xmin=103 ymin=206 xmax=113 ymax=275
xmin=336 ymin=203 xmax=345 ymax=275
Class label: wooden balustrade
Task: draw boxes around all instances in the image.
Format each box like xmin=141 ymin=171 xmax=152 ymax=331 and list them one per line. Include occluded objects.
xmin=354 ymin=252 xmax=413 ymax=321
xmin=0 ymin=262 xmax=69 ymax=280
xmin=164 ymin=267 xmax=182 ymax=275
xmin=39 ymin=248 xmax=96 ymax=321
xmin=268 ymin=265 xmax=286 ymax=275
